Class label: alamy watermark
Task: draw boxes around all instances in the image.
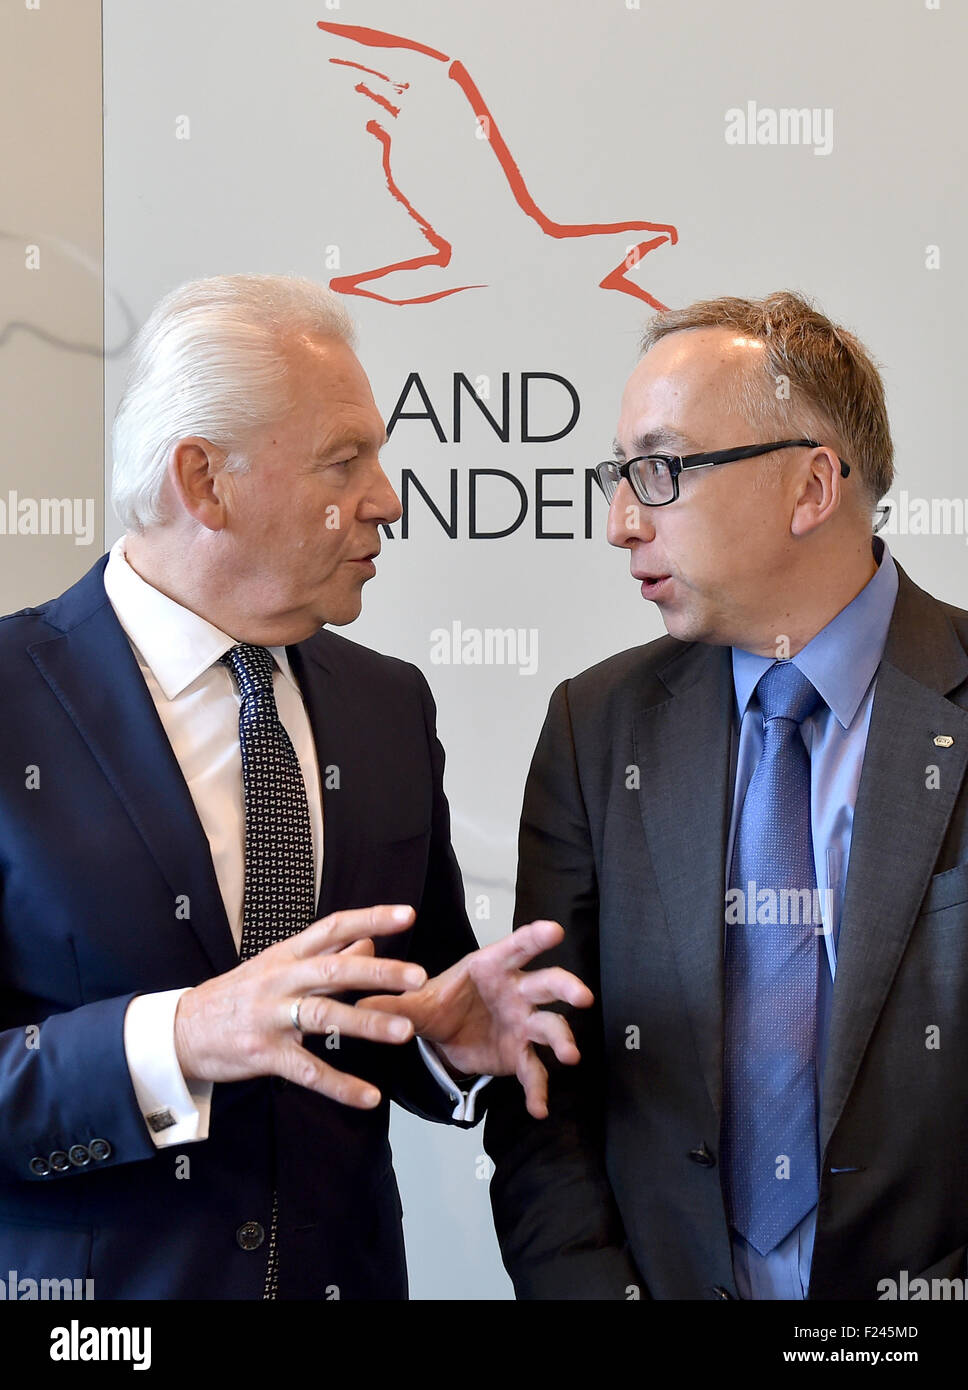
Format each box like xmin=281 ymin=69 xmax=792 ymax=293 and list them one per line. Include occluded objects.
xmin=0 ymin=1268 xmax=94 ymax=1299
xmin=429 ymin=622 xmax=538 ymax=676
xmin=50 ymin=1319 xmax=151 ymax=1370
xmin=875 ymin=492 xmax=968 ymax=542
xmin=725 ymin=101 xmax=834 ymax=156
xmin=878 ymin=1271 xmax=968 ymax=1300
xmin=0 ymin=492 xmax=95 ymax=545
xmin=725 ymin=881 xmax=833 ymax=933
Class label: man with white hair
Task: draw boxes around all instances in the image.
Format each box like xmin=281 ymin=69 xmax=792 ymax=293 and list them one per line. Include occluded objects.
xmin=0 ymin=274 xmax=590 ymax=1300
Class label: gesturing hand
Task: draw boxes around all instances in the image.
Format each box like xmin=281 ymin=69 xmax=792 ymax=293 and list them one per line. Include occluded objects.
xmin=173 ymin=905 xmax=426 ymax=1109
xmin=359 ymin=920 xmax=594 ymax=1119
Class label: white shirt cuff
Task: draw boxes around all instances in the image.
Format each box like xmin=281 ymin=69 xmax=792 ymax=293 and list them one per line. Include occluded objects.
xmin=123 ymin=989 xmax=213 ymax=1146
xmin=416 ymin=1036 xmax=491 ymax=1122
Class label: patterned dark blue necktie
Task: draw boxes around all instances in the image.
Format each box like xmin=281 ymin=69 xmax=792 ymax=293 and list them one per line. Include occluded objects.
xmin=220 ymin=643 xmax=315 ymax=1299
xmin=721 ymin=660 xmax=822 ymax=1257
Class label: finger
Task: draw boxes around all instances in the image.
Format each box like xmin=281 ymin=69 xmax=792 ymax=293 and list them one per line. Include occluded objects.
xmin=337 ymin=937 xmax=375 ymax=957
xmin=354 ymin=991 xmax=415 ymax=1013
xmin=288 ymin=905 xmax=416 ymax=959
xmin=479 ymin=920 xmax=565 ymax=973
xmin=518 ymin=966 xmax=594 ymax=1010
xmin=275 ymin=1043 xmax=383 ymax=1110
xmin=290 ymin=952 xmax=427 ymax=998
xmin=293 ymin=995 xmax=415 ymax=1046
xmin=515 ymin=1046 xmax=549 ymax=1121
xmin=524 ymin=1009 xmax=581 ymax=1066
xmin=354 ymin=987 xmax=431 ymax=1032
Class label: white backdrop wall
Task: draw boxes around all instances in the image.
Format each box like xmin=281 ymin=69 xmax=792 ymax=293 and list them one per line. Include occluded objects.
xmin=103 ymin=0 xmax=967 ymax=1298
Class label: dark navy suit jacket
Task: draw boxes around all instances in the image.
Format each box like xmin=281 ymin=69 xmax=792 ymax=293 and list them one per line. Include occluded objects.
xmin=0 ymin=555 xmax=479 ymax=1299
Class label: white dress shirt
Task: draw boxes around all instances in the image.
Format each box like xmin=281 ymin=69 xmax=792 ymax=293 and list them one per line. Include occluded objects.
xmin=103 ymin=537 xmax=486 ymax=1144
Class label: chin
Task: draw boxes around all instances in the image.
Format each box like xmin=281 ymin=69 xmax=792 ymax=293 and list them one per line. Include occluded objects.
xmin=319 ymin=595 xmax=364 ymax=628
xmin=658 ymin=607 xmax=714 ymax=646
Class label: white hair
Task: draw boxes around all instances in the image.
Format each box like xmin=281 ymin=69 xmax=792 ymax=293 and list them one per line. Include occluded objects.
xmin=111 ymin=273 xmax=356 ymax=531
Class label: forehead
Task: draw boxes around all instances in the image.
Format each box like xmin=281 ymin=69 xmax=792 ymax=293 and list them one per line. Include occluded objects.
xmin=617 ymin=327 xmax=766 ymax=447
xmin=287 ymin=332 xmax=373 ymax=407
xmin=283 ymin=332 xmax=384 ymax=446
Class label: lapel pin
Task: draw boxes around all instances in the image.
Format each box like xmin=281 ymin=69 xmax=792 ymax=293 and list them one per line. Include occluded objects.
xmin=934 ymin=735 xmax=954 ymax=748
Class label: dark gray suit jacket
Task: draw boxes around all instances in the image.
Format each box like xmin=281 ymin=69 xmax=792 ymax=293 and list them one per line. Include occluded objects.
xmin=485 ymin=562 xmax=968 ymax=1299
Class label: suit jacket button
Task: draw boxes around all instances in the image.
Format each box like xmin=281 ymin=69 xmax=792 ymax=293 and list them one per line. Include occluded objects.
xmin=236 ymin=1221 xmax=265 ymax=1251
xmin=88 ymin=1138 xmax=112 ymax=1162
xmin=29 ymin=1156 xmax=51 ymax=1177
xmin=688 ymin=1142 xmax=716 ymax=1167
xmin=68 ymin=1144 xmax=91 ymax=1167
xmin=711 ymin=1286 xmax=733 ymax=1299
xmin=48 ymin=1150 xmax=70 ymax=1173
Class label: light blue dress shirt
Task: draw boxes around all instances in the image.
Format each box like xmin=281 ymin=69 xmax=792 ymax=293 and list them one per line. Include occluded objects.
xmin=727 ymin=538 xmax=898 ymax=1299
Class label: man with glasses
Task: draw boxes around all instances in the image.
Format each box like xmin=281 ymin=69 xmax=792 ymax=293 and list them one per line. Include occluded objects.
xmin=485 ymin=290 xmax=968 ymax=1300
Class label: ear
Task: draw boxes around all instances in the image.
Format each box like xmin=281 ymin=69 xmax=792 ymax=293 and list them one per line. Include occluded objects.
xmin=790 ymin=445 xmax=844 ymax=538
xmin=167 ymin=437 xmax=232 ymax=532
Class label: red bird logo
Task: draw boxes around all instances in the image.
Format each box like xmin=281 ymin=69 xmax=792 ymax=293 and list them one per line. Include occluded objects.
xmin=317 ymin=21 xmax=678 ymax=309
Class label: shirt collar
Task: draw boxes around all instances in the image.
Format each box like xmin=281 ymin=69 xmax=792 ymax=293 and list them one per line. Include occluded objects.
xmin=731 ymin=536 xmax=899 ymax=731
xmin=102 ymin=536 xmax=299 ymax=701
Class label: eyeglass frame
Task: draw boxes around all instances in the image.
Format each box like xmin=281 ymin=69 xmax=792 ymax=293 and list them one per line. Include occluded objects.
xmin=595 ymin=438 xmax=850 ymax=507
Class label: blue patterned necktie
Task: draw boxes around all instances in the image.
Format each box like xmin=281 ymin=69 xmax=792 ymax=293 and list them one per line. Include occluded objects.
xmin=721 ymin=660 xmax=822 ymax=1257
xmin=219 ymin=642 xmax=316 ymax=1299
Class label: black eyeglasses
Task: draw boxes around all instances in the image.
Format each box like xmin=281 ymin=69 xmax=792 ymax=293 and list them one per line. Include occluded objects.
xmin=594 ymin=439 xmax=850 ymax=507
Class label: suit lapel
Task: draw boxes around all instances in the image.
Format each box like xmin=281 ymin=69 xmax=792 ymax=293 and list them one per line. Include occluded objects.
xmin=29 ymin=558 xmax=238 ymax=976
xmin=821 ymin=567 xmax=968 ymax=1150
xmin=632 ymin=641 xmax=735 ymax=1123
xmin=287 ymin=638 xmax=360 ymax=922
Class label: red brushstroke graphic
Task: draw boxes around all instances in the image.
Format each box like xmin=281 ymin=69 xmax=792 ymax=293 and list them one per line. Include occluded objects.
xmin=321 ymin=21 xmax=450 ymax=63
xmin=329 ymin=58 xmax=409 ymax=92
xmin=355 ymin=83 xmax=401 ymax=119
xmin=318 ymin=20 xmax=678 ymax=309
xmin=338 ymin=120 xmax=485 ymax=306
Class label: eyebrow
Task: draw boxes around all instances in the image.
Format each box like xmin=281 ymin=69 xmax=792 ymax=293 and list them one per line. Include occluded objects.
xmin=314 ymin=430 xmax=389 ymax=459
xmin=612 ymin=428 xmax=698 ymax=461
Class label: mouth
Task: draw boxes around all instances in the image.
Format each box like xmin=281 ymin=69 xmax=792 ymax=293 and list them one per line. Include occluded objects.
xmin=632 ymin=570 xmax=672 ymax=600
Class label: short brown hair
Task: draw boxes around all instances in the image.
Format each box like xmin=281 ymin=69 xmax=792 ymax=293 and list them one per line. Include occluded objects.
xmin=640 ymin=290 xmax=893 ymax=504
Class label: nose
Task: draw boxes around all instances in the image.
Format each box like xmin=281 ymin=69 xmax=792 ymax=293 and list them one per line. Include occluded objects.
xmin=606 ymin=478 xmax=656 ymax=548
xmin=361 ymin=460 xmax=403 ymax=526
